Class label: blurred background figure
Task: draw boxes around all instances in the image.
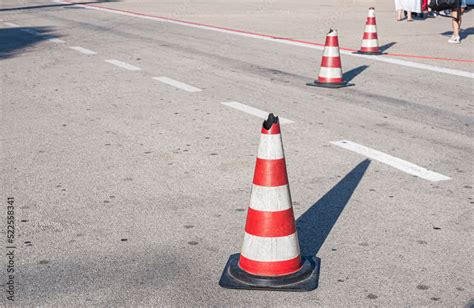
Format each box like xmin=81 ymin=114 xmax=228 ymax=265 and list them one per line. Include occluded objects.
xmin=421 ymin=0 xmax=429 ymax=17
xmin=449 ymin=0 xmax=467 ymax=43
xmin=395 ymin=0 xmax=422 ymax=21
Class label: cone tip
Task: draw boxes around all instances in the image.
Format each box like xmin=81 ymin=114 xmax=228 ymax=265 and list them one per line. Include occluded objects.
xmin=263 ymin=113 xmax=279 ymax=131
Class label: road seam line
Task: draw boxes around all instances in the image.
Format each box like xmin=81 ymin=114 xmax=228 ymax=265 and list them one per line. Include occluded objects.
xmin=69 ymin=46 xmax=97 ymax=55
xmin=221 ymin=102 xmax=294 ymax=124
xmin=330 ymin=140 xmax=451 ymax=182
xmin=4 ymin=22 xmax=19 ymax=27
xmin=153 ymin=76 xmax=202 ymax=92
xmin=105 ymin=59 xmax=141 ymax=71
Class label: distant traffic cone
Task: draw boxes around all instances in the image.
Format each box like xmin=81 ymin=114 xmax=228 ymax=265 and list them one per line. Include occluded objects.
xmin=307 ymin=29 xmax=352 ymax=88
xmin=357 ymin=7 xmax=382 ymax=55
xmin=219 ymin=114 xmax=320 ymax=292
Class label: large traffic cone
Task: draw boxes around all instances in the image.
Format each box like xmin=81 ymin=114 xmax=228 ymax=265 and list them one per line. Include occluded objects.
xmin=357 ymin=7 xmax=382 ymax=55
xmin=307 ymin=29 xmax=352 ymax=88
xmin=219 ymin=114 xmax=320 ymax=291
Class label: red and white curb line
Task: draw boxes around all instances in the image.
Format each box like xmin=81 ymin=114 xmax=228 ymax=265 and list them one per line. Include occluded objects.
xmin=52 ymin=0 xmax=474 ymax=79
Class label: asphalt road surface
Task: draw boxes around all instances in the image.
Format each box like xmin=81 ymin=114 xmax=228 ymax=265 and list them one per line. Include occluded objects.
xmin=1 ymin=0 xmax=473 ymax=306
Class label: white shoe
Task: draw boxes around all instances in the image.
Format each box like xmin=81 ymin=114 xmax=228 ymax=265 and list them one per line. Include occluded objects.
xmin=448 ymin=36 xmax=460 ymax=44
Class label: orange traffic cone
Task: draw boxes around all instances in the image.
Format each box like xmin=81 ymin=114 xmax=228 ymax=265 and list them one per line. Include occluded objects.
xmin=357 ymin=7 xmax=382 ymax=55
xmin=219 ymin=114 xmax=319 ymax=291
xmin=307 ymin=29 xmax=352 ymax=88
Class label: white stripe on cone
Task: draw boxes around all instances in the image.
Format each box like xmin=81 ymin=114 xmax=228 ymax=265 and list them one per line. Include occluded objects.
xmin=362 ymin=39 xmax=379 ymax=48
xmin=365 ymin=25 xmax=377 ymax=33
xmin=368 ymin=9 xmax=375 ymax=17
xmin=249 ymin=184 xmax=292 ymax=212
xmin=241 ymin=233 xmax=300 ymax=262
xmin=319 ymin=67 xmax=343 ymax=79
xmin=257 ymin=134 xmax=284 ymax=160
xmin=323 ymin=46 xmax=341 ymax=57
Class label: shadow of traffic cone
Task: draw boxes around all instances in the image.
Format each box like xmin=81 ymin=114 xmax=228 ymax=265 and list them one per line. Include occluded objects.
xmin=307 ymin=29 xmax=352 ymax=88
xmin=356 ymin=7 xmax=382 ymax=55
xmin=219 ymin=114 xmax=320 ymax=292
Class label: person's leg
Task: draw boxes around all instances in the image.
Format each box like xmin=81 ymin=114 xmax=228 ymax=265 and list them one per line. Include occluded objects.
xmin=449 ymin=9 xmax=463 ymax=43
xmin=451 ymin=10 xmax=460 ymax=37
xmin=407 ymin=11 xmax=413 ymax=21
xmin=397 ymin=9 xmax=404 ymax=20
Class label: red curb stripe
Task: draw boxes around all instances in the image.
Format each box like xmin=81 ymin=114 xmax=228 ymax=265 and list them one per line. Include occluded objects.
xmin=382 ymin=52 xmax=473 ymax=62
xmin=253 ymin=158 xmax=288 ymax=187
xmin=261 ymin=123 xmax=281 ymax=135
xmin=75 ymin=2 xmax=474 ymax=63
xmin=321 ymin=56 xmax=342 ymax=68
xmin=239 ymin=255 xmax=302 ymax=276
xmin=245 ymin=207 xmax=296 ymax=237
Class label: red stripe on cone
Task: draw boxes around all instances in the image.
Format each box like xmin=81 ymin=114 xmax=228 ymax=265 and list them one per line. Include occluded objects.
xmin=360 ymin=46 xmax=380 ymax=52
xmin=318 ymin=76 xmax=344 ymax=83
xmin=261 ymin=123 xmax=281 ymax=135
xmin=253 ymin=158 xmax=288 ymax=187
xmin=324 ymin=35 xmax=339 ymax=47
xmin=366 ymin=17 xmax=376 ymax=25
xmin=245 ymin=207 xmax=296 ymax=237
xmin=363 ymin=32 xmax=378 ymax=40
xmin=320 ymin=56 xmax=341 ymax=68
xmin=239 ymin=255 xmax=302 ymax=276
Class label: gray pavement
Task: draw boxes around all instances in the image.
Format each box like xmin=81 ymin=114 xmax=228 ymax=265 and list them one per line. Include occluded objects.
xmin=1 ymin=0 xmax=473 ymax=306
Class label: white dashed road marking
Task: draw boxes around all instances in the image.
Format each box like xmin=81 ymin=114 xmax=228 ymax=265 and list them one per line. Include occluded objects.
xmin=47 ymin=37 xmax=65 ymax=43
xmin=69 ymin=46 xmax=97 ymax=55
xmin=4 ymin=22 xmax=19 ymax=27
xmin=330 ymin=140 xmax=451 ymax=182
xmin=221 ymin=101 xmax=294 ymax=124
xmin=105 ymin=59 xmax=141 ymax=71
xmin=153 ymin=76 xmax=202 ymax=92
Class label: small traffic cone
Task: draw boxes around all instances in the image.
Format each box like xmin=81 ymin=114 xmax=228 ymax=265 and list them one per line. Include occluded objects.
xmin=307 ymin=29 xmax=352 ymax=88
xmin=219 ymin=114 xmax=320 ymax=292
xmin=357 ymin=7 xmax=382 ymax=55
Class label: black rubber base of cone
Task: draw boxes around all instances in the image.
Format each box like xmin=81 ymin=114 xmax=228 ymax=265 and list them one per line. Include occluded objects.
xmin=219 ymin=254 xmax=320 ymax=292
xmin=306 ymin=80 xmax=353 ymax=88
xmin=353 ymin=50 xmax=384 ymax=55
